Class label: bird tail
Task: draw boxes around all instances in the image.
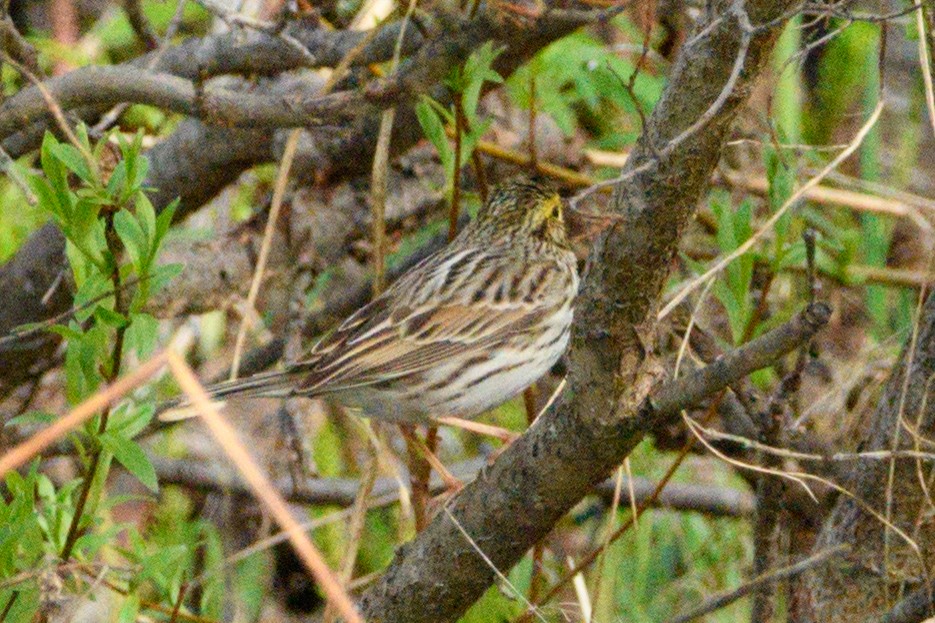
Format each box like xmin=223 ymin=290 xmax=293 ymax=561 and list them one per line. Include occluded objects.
xmin=157 ymin=369 xmax=302 ymax=422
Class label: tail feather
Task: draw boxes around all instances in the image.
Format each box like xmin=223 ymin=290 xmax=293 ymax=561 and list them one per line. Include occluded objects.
xmin=157 ymin=369 xmax=302 ymax=422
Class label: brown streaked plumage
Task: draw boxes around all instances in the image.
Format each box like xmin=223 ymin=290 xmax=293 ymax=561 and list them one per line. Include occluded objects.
xmin=165 ymin=176 xmax=579 ymax=423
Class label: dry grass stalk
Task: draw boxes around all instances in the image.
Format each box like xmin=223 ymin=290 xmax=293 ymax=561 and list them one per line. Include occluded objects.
xmin=166 ymin=352 xmax=365 ymax=623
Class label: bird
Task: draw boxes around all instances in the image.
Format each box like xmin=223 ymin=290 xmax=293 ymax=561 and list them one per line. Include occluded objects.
xmin=163 ymin=176 xmax=579 ymax=425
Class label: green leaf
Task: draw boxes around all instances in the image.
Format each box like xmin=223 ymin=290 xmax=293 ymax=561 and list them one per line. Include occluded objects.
xmin=114 ymin=209 xmax=147 ymax=272
xmin=125 ymin=312 xmax=159 ymax=358
xmin=460 ymin=42 xmax=503 ymax=124
xmin=73 ymin=271 xmax=112 ymax=323
xmin=111 ymin=402 xmax=156 ymax=439
xmin=5 ymin=410 xmax=56 ymax=428
xmin=148 ymin=262 xmax=183 ymax=295
xmin=153 ymin=199 xmax=178 ymax=254
xmin=100 ymin=433 xmax=158 ymax=493
xmin=49 ymin=143 xmax=96 ymax=186
xmin=415 ymin=98 xmax=452 ymax=172
xmin=136 ymin=195 xmax=157 ymax=261
xmin=93 ymin=306 xmax=128 ymax=329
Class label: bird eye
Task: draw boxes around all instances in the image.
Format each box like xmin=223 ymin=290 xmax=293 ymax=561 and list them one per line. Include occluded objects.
xmin=551 ymin=205 xmax=560 ymax=219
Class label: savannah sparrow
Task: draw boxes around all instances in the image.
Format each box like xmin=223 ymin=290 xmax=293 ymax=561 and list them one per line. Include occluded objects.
xmin=183 ymin=176 xmax=579 ymax=423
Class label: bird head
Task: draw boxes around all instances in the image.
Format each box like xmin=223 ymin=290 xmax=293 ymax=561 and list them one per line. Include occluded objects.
xmin=471 ymin=176 xmax=570 ymax=249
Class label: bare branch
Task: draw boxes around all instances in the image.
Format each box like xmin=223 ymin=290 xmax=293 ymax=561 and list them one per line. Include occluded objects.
xmin=357 ymin=0 xmax=805 ymax=616
xmin=0 ymin=66 xmax=357 ymax=138
xmin=123 ymin=0 xmax=159 ymax=50
xmin=670 ymin=545 xmax=850 ymax=623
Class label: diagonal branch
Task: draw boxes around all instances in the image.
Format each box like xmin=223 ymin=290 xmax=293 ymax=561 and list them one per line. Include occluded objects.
xmin=357 ymin=0 xmax=804 ymax=618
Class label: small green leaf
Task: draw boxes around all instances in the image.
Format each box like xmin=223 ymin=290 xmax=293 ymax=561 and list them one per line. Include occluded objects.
xmin=49 ymin=143 xmax=96 ymax=186
xmin=111 ymin=403 xmax=156 ymax=439
xmin=100 ymin=433 xmax=158 ymax=493
xmin=93 ymin=306 xmax=128 ymax=329
xmin=5 ymin=410 xmax=57 ymax=428
xmin=153 ymin=199 xmax=178 ymax=253
xmin=148 ymin=262 xmax=183 ymax=295
xmin=114 ymin=209 xmax=147 ymax=272
xmin=125 ymin=312 xmax=159 ymax=358
xmin=415 ymin=98 xmax=451 ymax=169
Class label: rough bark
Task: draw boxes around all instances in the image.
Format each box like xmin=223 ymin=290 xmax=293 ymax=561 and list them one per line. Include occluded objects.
xmin=357 ymin=0 xmax=800 ymax=619
xmin=802 ymin=288 xmax=935 ymax=622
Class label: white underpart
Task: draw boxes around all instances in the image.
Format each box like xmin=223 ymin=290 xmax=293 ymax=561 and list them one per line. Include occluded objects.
xmin=425 ymin=299 xmax=574 ymax=416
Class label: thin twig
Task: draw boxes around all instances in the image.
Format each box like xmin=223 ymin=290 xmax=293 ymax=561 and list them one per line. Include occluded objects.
xmin=0 ymin=352 xmax=168 ymax=478
xmin=124 ymin=0 xmax=160 ymax=50
xmin=323 ymin=447 xmax=378 ymax=623
xmin=670 ymin=544 xmax=850 ymax=623
xmin=166 ymin=352 xmax=365 ymax=623
xmin=228 ymin=128 xmax=301 ymax=380
xmin=61 ymin=206 xmax=132 ymax=560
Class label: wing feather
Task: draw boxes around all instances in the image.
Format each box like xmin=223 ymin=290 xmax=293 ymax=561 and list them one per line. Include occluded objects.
xmin=209 ymin=247 xmax=565 ymax=400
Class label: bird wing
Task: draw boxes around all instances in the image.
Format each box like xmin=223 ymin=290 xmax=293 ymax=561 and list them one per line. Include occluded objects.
xmin=286 ymin=248 xmax=562 ymax=396
xmin=188 ymin=248 xmax=562 ymax=404
xmin=289 ymin=296 xmax=550 ymax=396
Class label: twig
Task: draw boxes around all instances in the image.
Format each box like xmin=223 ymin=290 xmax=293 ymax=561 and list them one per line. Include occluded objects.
xmin=228 ymin=129 xmax=300 ymax=380
xmin=0 ymin=274 xmax=149 ymax=348
xmin=528 ymin=69 xmax=537 ymax=169
xmin=322 ymin=448 xmax=378 ymax=623
xmin=449 ymin=93 xmax=464 ymax=240
xmin=124 ymin=0 xmax=159 ymax=50
xmin=1 ymin=53 xmax=91 ymax=165
xmin=0 ymin=351 xmax=168 ymax=478
xmin=670 ymin=544 xmax=850 ymax=623
xmin=167 ymin=581 xmax=189 ymax=623
xmin=0 ymin=593 xmax=16 ymax=623
xmin=166 ymin=352 xmax=365 ymax=623
xmin=0 ymin=14 xmax=39 ymax=74
xmin=659 ymin=100 xmax=885 ymax=319
xmin=918 ymin=0 xmax=935 ymax=139
xmin=371 ymin=112 xmax=393 ymax=294
xmin=0 ymin=142 xmax=36 ymax=205
xmin=149 ymin=454 xmax=755 ymax=515
xmin=61 ymin=206 xmax=132 ymax=560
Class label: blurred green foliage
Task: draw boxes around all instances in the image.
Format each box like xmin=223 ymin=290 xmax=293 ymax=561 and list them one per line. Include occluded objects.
xmin=0 ymin=3 xmax=928 ymax=621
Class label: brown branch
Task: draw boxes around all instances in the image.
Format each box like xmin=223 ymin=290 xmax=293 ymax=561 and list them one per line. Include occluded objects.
xmin=0 ymin=66 xmax=357 ymax=139
xmin=0 ymin=13 xmax=39 ymax=74
xmin=150 ymin=455 xmax=754 ymax=516
xmin=357 ymin=0 xmax=802 ymax=617
xmin=671 ymin=544 xmax=851 ymax=623
xmin=124 ymin=0 xmax=159 ymax=50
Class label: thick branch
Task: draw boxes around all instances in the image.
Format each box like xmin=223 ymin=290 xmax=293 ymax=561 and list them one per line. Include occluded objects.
xmin=805 ymin=287 xmax=935 ymax=621
xmin=0 ymin=66 xmax=356 ymax=138
xmin=151 ymin=455 xmax=754 ymax=517
xmin=358 ymin=0 xmax=800 ymax=618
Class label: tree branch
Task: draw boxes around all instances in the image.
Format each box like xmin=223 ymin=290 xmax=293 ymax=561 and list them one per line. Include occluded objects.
xmin=357 ymin=0 xmax=801 ymax=618
xmin=149 ymin=455 xmax=754 ymax=517
xmin=805 ymin=286 xmax=935 ymax=621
